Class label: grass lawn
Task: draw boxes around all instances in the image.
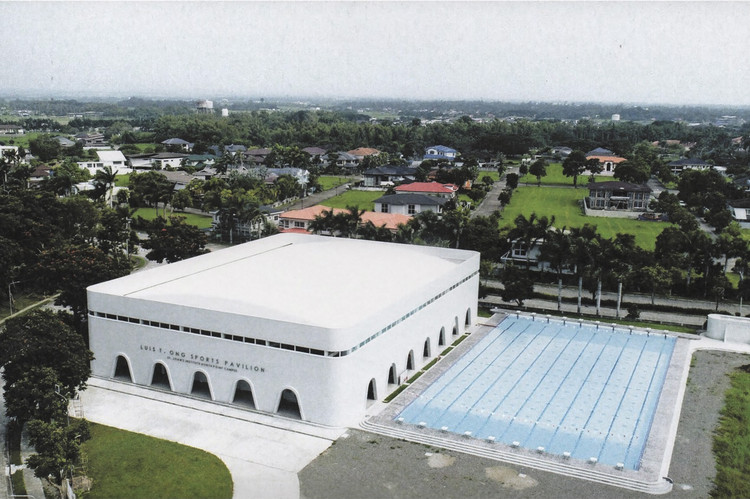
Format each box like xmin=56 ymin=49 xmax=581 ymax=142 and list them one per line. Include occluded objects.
xmin=80 ymin=423 xmax=232 ymax=499
xmin=478 ymin=171 xmax=501 ymax=182
xmin=500 ymin=186 xmax=672 ymax=250
xmin=131 ymin=207 xmax=214 ymax=229
xmin=519 ymin=163 xmax=608 ymax=186
xmin=317 ymin=176 xmax=351 ymax=191
xmin=115 ymin=174 xmax=131 ymax=187
xmin=712 ymin=366 xmax=750 ymax=497
xmin=320 ymin=189 xmax=385 ymax=211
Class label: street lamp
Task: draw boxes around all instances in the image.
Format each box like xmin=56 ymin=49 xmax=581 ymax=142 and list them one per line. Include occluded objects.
xmin=8 ymin=280 xmax=19 ymax=316
xmin=54 ymin=385 xmax=70 ymax=427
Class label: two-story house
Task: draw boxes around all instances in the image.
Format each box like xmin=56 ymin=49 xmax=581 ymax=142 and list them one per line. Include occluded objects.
xmin=423 ymin=145 xmax=458 ymax=162
xmin=374 ymin=193 xmax=448 ymax=216
xmin=587 ymin=181 xmax=651 ymax=212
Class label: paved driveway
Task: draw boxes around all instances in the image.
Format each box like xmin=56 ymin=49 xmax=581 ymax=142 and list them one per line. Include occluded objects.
xmin=79 ymin=379 xmax=344 ymax=499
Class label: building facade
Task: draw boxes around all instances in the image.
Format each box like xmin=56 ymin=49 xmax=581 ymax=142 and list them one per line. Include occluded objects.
xmin=87 ymin=234 xmax=479 ymax=427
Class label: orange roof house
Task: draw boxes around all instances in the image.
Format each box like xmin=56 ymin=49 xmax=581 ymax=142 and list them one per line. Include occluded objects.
xmin=278 ymin=205 xmax=410 ymax=234
xmin=394 ymin=182 xmax=458 ymax=198
xmin=585 ymin=155 xmax=628 ymax=176
xmin=347 ymin=147 xmax=381 ymax=160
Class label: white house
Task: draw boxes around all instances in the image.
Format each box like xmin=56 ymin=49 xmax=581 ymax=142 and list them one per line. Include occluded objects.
xmin=78 ymin=150 xmax=130 ymax=175
xmin=151 ymin=152 xmax=189 ymax=170
xmin=87 ymin=234 xmax=479 ymax=427
xmin=424 ymin=145 xmax=458 ymax=162
xmin=374 ymin=193 xmax=448 ymax=215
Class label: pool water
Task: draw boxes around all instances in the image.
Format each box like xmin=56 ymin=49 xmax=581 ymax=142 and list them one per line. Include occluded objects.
xmin=396 ymin=315 xmax=676 ymax=470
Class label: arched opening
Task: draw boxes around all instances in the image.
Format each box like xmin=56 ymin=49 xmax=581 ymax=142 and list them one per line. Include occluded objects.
xmin=150 ymin=362 xmax=172 ymax=391
xmin=277 ymin=389 xmax=302 ymax=420
xmin=388 ymin=363 xmax=398 ymax=385
xmin=233 ymin=380 xmax=256 ymax=409
xmin=366 ymin=378 xmax=377 ymax=405
xmin=438 ymin=327 xmax=446 ymax=347
xmin=190 ymin=371 xmax=213 ymax=399
xmin=453 ymin=316 xmax=460 ymax=336
xmin=113 ymin=355 xmax=133 ymax=382
xmin=465 ymin=308 xmax=472 ymax=326
xmin=406 ymin=350 xmax=415 ymax=371
xmin=423 ymin=338 xmax=431 ymax=359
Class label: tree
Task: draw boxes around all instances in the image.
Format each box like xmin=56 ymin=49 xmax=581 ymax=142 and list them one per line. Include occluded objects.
xmin=26 ymin=418 xmax=91 ymax=486
xmin=28 ymin=134 xmax=62 ymax=161
xmin=539 ymin=227 xmax=572 ymax=311
xmin=33 ymin=245 xmax=130 ymax=326
xmin=93 ymin=165 xmax=117 ymax=208
xmin=0 ymin=309 xmax=93 ymax=417
xmin=141 ymin=216 xmax=209 ymax=263
xmin=129 ymin=171 xmax=173 ymax=216
xmin=528 ymin=159 xmax=547 ymax=186
xmin=613 ymin=159 xmax=650 ymax=184
xmin=500 ymin=265 xmax=534 ymax=306
xmin=561 ymin=150 xmax=588 ymax=188
xmin=509 ymin=213 xmax=555 ymax=269
xmin=3 ymin=367 xmax=69 ymax=425
xmin=505 ymin=172 xmax=519 ymax=190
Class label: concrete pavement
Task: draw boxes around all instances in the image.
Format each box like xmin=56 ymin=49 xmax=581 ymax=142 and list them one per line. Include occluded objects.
xmin=78 ymin=378 xmax=345 ymax=499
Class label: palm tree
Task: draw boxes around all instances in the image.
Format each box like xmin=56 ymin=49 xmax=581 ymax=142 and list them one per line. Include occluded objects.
xmin=94 ymin=165 xmax=117 ymax=208
xmin=539 ymin=227 xmax=571 ymax=311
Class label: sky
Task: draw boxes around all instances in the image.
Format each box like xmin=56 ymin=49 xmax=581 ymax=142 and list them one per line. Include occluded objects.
xmin=1 ymin=1 xmax=749 ymax=106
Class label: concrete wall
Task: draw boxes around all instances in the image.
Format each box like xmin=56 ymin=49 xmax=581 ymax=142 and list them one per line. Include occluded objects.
xmin=88 ymin=260 xmax=479 ymax=427
xmin=706 ymin=314 xmax=750 ymax=344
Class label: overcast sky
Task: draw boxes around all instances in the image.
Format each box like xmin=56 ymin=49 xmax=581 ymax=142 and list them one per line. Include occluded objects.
xmin=1 ymin=1 xmax=748 ymax=106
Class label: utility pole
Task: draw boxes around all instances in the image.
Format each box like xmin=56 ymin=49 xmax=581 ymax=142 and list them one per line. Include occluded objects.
xmin=8 ymin=280 xmax=19 ymax=316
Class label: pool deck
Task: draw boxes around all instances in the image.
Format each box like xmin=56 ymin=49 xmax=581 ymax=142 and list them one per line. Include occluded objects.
xmin=361 ymin=312 xmax=698 ymax=495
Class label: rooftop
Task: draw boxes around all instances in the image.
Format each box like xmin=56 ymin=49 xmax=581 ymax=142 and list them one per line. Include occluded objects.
xmin=88 ymin=233 xmax=476 ymax=329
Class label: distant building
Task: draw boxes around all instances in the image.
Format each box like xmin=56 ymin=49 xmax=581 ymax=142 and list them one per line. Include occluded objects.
xmin=362 ymin=165 xmax=417 ymax=187
xmin=423 ymin=145 xmax=458 ymax=162
xmin=161 ymin=138 xmax=194 ymax=152
xmin=586 ymin=181 xmax=651 ymax=212
xmin=374 ymin=193 xmax=448 ymax=215
xmin=197 ymin=100 xmax=214 ymax=113
xmin=668 ymin=158 xmax=712 ymax=175
xmin=77 ymin=150 xmax=129 ymax=175
xmin=394 ymin=182 xmax=457 ymax=199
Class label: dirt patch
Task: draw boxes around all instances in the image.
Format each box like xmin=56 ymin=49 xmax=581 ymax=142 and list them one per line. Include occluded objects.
xmin=485 ymin=466 xmax=539 ymax=490
xmin=426 ymin=452 xmax=455 ymax=468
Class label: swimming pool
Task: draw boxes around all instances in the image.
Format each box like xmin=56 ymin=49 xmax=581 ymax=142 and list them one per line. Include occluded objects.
xmin=396 ymin=315 xmax=676 ymax=470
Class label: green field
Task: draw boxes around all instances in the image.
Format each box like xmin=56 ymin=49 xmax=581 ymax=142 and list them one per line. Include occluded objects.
xmin=317 ymin=176 xmax=351 ymax=191
xmin=519 ymin=162 xmax=608 ymax=186
xmin=131 ymin=207 xmax=213 ymax=228
xmin=500 ymin=187 xmax=672 ymax=250
xmin=320 ymin=189 xmax=384 ymax=211
xmin=80 ymin=423 xmax=232 ymax=499
xmin=712 ymin=367 xmax=750 ymax=497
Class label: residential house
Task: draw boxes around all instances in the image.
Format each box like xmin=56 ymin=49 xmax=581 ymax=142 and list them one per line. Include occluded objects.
xmin=585 ymin=147 xmax=615 ymax=156
xmin=77 ymin=150 xmax=129 ymax=175
xmin=243 ymin=147 xmax=272 ymax=166
xmin=213 ymin=205 xmax=284 ymax=240
xmin=0 ymin=124 xmax=23 ymax=135
xmin=75 ymin=132 xmax=107 ymax=148
xmin=423 ymin=145 xmax=458 ymax=162
xmin=584 ymin=154 xmax=628 ymax=176
xmin=394 ymin=181 xmax=458 ymax=199
xmin=728 ymin=199 xmax=750 ymax=227
xmin=550 ymin=146 xmax=573 ymax=158
xmin=156 ymin=170 xmax=194 ymax=191
xmin=374 ymin=193 xmax=448 ymax=215
xmin=347 ymin=147 xmax=380 ymax=160
xmin=668 ymin=158 xmax=711 ymax=175
xmin=302 ymin=146 xmax=327 ymax=164
xmin=363 ymin=165 xmax=417 ymax=187
xmin=126 ymin=153 xmax=156 ymax=170
xmin=54 ymin=136 xmax=76 ymax=148
xmin=151 ymin=152 xmax=189 ymax=170
xmin=587 ymin=181 xmax=651 ymax=212
xmin=161 ymin=138 xmax=194 ymax=152
xmin=278 ymin=204 xmax=410 ymax=234
xmin=185 ymin=154 xmax=217 ymax=169
xmin=323 ymin=151 xmax=359 ymax=170
xmin=29 ymin=165 xmax=53 ymax=185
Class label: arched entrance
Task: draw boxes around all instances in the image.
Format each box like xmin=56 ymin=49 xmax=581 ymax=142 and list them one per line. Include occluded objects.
xmin=366 ymin=378 xmax=377 ymax=405
xmin=406 ymin=350 xmax=415 ymax=371
xmin=150 ymin=362 xmax=172 ymax=391
xmin=233 ymin=380 xmax=256 ymax=409
xmin=465 ymin=308 xmax=472 ymax=326
xmin=388 ymin=363 xmax=398 ymax=385
xmin=113 ymin=355 xmax=133 ymax=382
xmin=190 ymin=371 xmax=213 ymax=399
xmin=438 ymin=327 xmax=446 ymax=347
xmin=423 ymin=338 xmax=431 ymax=359
xmin=277 ymin=389 xmax=302 ymax=420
